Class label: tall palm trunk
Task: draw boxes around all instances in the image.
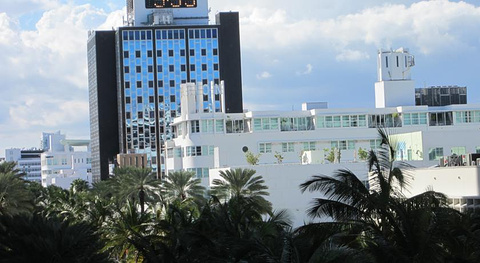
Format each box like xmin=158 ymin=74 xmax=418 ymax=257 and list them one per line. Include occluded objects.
xmin=139 ymin=188 xmax=145 ymax=214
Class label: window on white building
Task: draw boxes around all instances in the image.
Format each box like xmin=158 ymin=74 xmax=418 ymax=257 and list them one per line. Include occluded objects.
xmin=429 ymin=112 xmax=453 ymax=126
xmin=280 ymin=117 xmax=314 ymax=131
xmin=185 ymin=146 xmax=214 ymax=157
xmin=317 ymin=115 xmax=366 ymax=129
xmin=177 ymin=124 xmax=183 ymax=136
xmin=174 ymin=147 xmax=183 ymax=157
xmin=370 ymin=139 xmax=382 ymax=149
xmin=259 ymin=143 xmax=272 ymax=153
xmin=226 ymin=120 xmax=244 ymax=133
xmin=451 ymin=147 xmax=466 ymax=156
xmin=456 ymin=111 xmax=480 ymax=124
xmin=282 ymin=142 xmax=294 ymax=152
xmin=348 ymin=141 xmax=355 ymax=150
xmin=332 ymin=141 xmax=347 ymax=150
xmin=186 ymin=168 xmax=209 ymax=178
xmin=167 ymin=149 xmax=174 ymax=158
xmin=429 ymin=147 xmax=444 ymax=160
xmin=331 ymin=140 xmax=354 ymax=150
xmin=403 ymin=113 xmax=427 ymax=125
xmin=201 ymin=120 xmax=214 ymax=133
xmin=368 ymin=114 xmax=402 ymax=128
xmin=303 ymin=142 xmax=316 ymax=151
xmin=253 ymin=118 xmax=279 ymax=131
xmin=191 ymin=120 xmax=200 ymax=133
xmin=333 ymin=116 xmax=341 ymax=128
xmin=215 ymin=120 xmax=224 ymax=133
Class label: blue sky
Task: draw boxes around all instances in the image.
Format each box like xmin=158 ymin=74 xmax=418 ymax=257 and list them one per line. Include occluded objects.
xmin=1 ymin=0 xmax=480 ymax=156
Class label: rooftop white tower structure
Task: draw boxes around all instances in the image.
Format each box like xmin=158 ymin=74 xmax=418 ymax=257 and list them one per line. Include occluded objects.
xmin=375 ymin=48 xmax=415 ymax=108
xmin=126 ymin=0 xmax=209 ymax=26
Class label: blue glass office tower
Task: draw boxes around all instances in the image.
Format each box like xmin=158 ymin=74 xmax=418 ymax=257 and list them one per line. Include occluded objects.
xmin=88 ymin=1 xmax=243 ymax=180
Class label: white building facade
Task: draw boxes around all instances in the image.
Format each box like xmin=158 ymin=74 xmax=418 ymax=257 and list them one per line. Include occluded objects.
xmin=4 ymin=148 xmax=43 ymax=182
xmin=162 ymin=48 xmax=480 ymax=226
xmin=40 ymin=132 xmax=92 ymax=189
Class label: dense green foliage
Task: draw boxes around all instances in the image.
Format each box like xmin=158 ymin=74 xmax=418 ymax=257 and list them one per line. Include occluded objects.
xmin=1 ymin=132 xmax=480 ymax=263
xmin=300 ymin=129 xmax=480 ymax=262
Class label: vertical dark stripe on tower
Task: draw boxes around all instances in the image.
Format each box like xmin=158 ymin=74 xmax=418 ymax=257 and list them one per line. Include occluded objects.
xmin=88 ymin=30 xmax=119 ymax=181
xmin=216 ymin=12 xmax=243 ymax=113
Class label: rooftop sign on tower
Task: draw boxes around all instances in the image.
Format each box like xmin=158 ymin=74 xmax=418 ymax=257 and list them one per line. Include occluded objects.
xmin=126 ymin=0 xmax=209 ymax=26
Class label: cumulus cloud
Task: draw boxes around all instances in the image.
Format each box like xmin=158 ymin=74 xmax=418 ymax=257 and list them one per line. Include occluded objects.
xmin=238 ymin=1 xmax=480 ymax=55
xmin=0 ymin=0 xmax=59 ymax=16
xmin=336 ymin=50 xmax=370 ymax=62
xmin=9 ymin=96 xmax=89 ymax=128
xmin=97 ymin=8 xmax=125 ymax=30
xmin=0 ymin=13 xmax=19 ymax=45
xmin=256 ymin=71 xmax=272 ymax=79
xmin=0 ymin=2 xmax=123 ymax=153
xmin=296 ymin=64 xmax=313 ymax=75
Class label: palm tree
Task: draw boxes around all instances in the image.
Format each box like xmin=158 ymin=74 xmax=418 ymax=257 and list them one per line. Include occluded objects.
xmin=300 ymin=129 xmax=408 ymax=224
xmin=102 ymin=200 xmax=172 ymax=263
xmin=0 ymin=161 xmax=24 ymax=177
xmin=0 ymin=213 xmax=110 ymax=262
xmin=0 ymin=172 xmax=33 ymax=216
xmin=299 ymin=129 xmax=460 ymax=262
xmin=111 ymin=167 xmax=161 ymax=214
xmin=70 ymin=178 xmax=90 ymax=194
xmin=163 ymin=170 xmax=206 ymax=204
xmin=211 ymin=168 xmax=272 ymax=214
xmin=34 ymin=184 xmax=91 ymax=224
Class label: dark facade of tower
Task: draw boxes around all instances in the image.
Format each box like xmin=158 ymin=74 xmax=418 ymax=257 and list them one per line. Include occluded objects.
xmin=88 ymin=12 xmax=243 ymax=180
xmin=87 ymin=31 xmax=120 ymax=181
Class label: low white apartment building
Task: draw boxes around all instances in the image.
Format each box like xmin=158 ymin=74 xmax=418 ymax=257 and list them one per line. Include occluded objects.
xmin=4 ymin=149 xmax=43 ymax=182
xmin=40 ymin=132 xmax=92 ymax=189
xmin=162 ymin=48 xmax=480 ymax=226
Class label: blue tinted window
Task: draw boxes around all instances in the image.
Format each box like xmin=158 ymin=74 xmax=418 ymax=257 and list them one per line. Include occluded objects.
xmin=147 ymin=31 xmax=152 ymax=40
xmin=135 ymin=31 xmax=140 ymax=40
xmin=212 ymin=29 xmax=217 ymax=38
xmin=123 ymin=31 xmax=128 ymax=40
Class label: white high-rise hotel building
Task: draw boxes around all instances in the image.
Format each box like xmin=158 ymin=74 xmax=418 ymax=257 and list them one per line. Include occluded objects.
xmin=164 ymin=48 xmax=480 ymax=226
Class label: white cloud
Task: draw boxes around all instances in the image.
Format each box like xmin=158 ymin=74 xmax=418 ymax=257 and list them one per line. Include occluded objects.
xmin=0 ymin=13 xmax=19 ymax=45
xmin=296 ymin=64 xmax=313 ymax=75
xmin=0 ymin=0 xmax=59 ymax=16
xmin=97 ymin=8 xmax=125 ymax=30
xmin=0 ymin=3 xmax=122 ymax=154
xmin=336 ymin=50 xmax=370 ymax=62
xmin=256 ymin=71 xmax=272 ymax=79
xmin=9 ymin=96 xmax=89 ymax=128
xmin=237 ymin=1 xmax=480 ymax=56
